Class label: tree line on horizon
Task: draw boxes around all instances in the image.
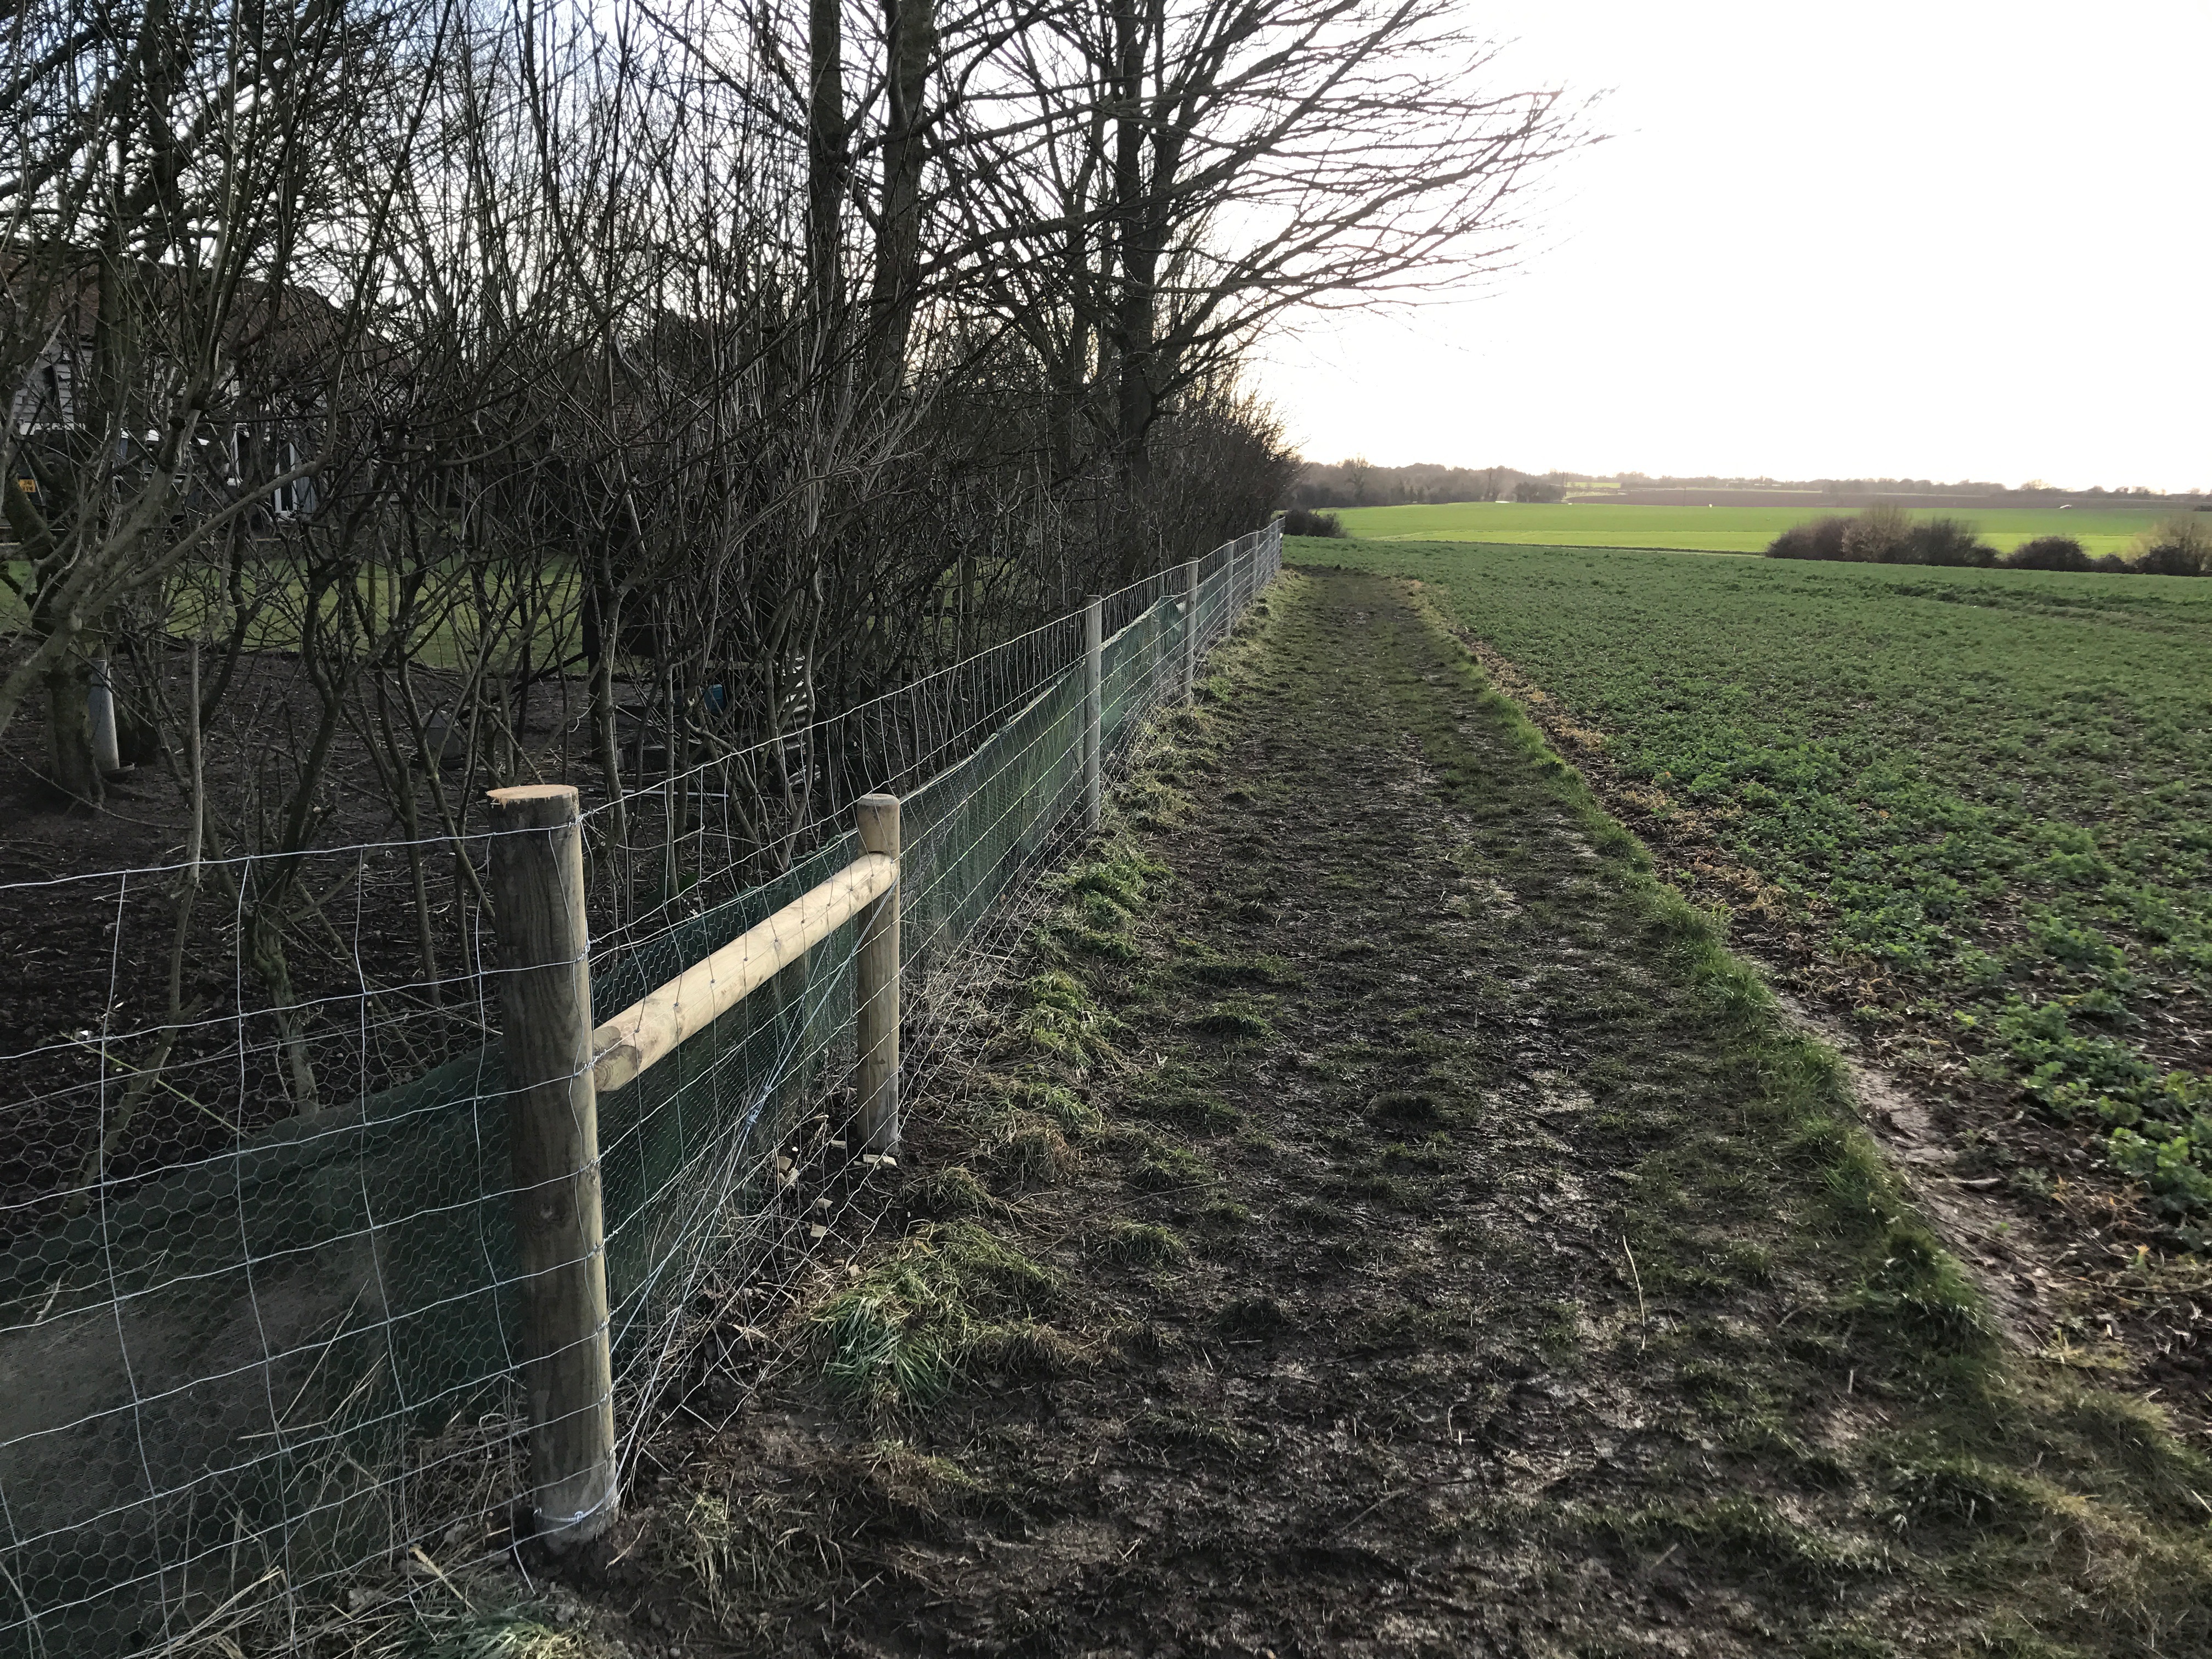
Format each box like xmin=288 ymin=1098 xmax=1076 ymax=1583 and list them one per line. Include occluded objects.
xmin=1291 ymin=460 xmax=2207 ymax=509
xmin=1291 ymin=459 xmax=1571 ymax=509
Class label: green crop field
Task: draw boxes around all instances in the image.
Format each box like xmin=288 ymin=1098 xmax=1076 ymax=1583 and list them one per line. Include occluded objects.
xmin=1333 ymin=500 xmax=2179 ymax=556
xmin=1299 ymin=535 xmax=2212 ymax=1238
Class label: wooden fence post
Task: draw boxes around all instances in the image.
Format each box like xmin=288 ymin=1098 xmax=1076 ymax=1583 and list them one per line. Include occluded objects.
xmin=1084 ymin=594 xmax=1103 ymax=832
xmin=486 ymin=783 xmax=618 ymax=1549
xmin=1182 ymin=561 xmax=1200 ymax=702
xmin=855 ymin=793 xmax=902 ymax=1154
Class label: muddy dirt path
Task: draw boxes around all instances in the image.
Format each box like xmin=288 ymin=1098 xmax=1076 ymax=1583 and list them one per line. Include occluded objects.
xmin=556 ymin=569 xmax=2210 ymax=1659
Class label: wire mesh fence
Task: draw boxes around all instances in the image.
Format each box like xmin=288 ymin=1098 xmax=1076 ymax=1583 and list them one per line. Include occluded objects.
xmin=0 ymin=523 xmax=1282 ymax=1655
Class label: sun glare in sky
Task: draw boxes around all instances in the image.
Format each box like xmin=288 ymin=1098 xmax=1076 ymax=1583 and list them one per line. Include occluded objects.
xmin=1252 ymin=0 xmax=2210 ymax=489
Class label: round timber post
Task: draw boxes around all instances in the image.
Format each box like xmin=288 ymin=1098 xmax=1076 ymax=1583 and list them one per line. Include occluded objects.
xmin=855 ymin=793 xmax=902 ymax=1153
xmin=1084 ymin=595 xmax=1103 ymax=832
xmin=487 ymin=783 xmax=618 ymax=1548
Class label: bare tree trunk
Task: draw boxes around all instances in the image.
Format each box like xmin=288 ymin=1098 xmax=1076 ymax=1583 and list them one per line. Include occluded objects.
xmin=43 ymin=656 xmax=101 ymax=803
xmin=808 ymin=0 xmax=849 ymax=318
xmin=1110 ymin=0 xmax=1157 ymax=520
xmin=248 ymin=909 xmax=321 ymax=1110
xmin=868 ymin=0 xmax=936 ymax=388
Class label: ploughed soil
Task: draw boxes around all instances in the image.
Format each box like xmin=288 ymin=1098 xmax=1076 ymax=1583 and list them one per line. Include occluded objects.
xmin=454 ymin=571 xmax=2210 ymax=1658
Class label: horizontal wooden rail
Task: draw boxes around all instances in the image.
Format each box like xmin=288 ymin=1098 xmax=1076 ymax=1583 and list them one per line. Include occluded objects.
xmin=591 ymin=850 xmax=898 ymax=1093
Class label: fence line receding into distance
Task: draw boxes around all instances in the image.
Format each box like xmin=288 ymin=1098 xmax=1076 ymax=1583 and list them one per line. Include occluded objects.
xmin=0 ymin=523 xmax=1283 ymax=1654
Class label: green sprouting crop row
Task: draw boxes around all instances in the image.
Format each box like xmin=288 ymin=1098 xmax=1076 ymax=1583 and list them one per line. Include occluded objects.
xmin=1302 ymin=537 xmax=2212 ymax=1241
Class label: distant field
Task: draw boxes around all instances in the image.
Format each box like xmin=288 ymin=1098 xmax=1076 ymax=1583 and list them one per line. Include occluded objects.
xmin=1332 ymin=500 xmax=2177 ymax=556
xmin=1297 ymin=534 xmax=2212 ymax=1237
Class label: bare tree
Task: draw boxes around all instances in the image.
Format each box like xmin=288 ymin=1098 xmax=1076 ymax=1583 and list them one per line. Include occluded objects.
xmin=938 ymin=0 xmax=1584 ymax=569
xmin=4 ymin=0 xmax=1576 ymax=1147
xmin=0 ymin=0 xmax=411 ymax=793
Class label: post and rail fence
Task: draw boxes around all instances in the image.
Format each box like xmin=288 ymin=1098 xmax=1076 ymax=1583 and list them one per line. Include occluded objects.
xmin=0 ymin=521 xmax=1282 ymax=1650
xmin=486 ymin=782 xmax=907 ymax=1547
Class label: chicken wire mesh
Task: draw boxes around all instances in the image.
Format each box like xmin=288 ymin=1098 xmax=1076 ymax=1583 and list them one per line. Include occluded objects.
xmin=0 ymin=524 xmax=1280 ymax=1654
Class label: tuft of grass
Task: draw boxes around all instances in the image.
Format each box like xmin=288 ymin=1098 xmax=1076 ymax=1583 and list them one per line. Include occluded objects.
xmin=1112 ymin=772 xmax=1194 ymax=831
xmin=1009 ymin=970 xmax=1118 ymax=1064
xmin=1367 ymin=1088 xmax=1444 ymax=1127
xmin=811 ymin=1222 xmax=1064 ymax=1409
xmin=964 ymin=1320 xmax=1090 ymax=1380
xmin=1600 ymin=1494 xmax=1892 ymax=1584
xmin=1066 ymin=845 xmax=1165 ymax=911
xmin=1844 ymin=1220 xmax=1995 ymax=1358
xmin=989 ymin=1115 xmax=1077 ymax=1190
xmin=1880 ymin=1454 xmax=2070 ymax=1538
xmin=662 ymin=1487 xmax=812 ymax=1623
xmin=991 ymin=1076 xmax=1101 ymax=1137
xmin=1132 ymin=1406 xmax=1255 ymax=1460
xmin=1101 ymin=1220 xmax=1188 ymax=1267
xmin=1188 ymin=998 xmax=1274 ymax=1041
xmin=2046 ymin=1389 xmax=2212 ymax=1521
xmin=907 ymin=1164 xmax=997 ymax=1220
xmin=1126 ymin=1064 xmax=1244 ymax=1132
xmin=404 ymin=1610 xmax=605 ymax=1658
xmin=1126 ymin=1143 xmax=1214 ymax=1193
xmin=1178 ymin=943 xmax=1304 ymax=989
xmin=826 ymin=1440 xmax=984 ymax=1520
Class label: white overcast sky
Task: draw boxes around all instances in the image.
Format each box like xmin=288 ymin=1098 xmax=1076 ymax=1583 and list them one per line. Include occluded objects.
xmin=1249 ymin=1 xmax=2211 ymax=489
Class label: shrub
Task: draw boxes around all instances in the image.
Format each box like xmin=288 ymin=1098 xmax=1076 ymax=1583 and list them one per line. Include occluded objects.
xmin=1279 ymin=506 xmax=1345 ymax=538
xmin=2131 ymin=515 xmax=2212 ymax=577
xmin=1901 ymin=516 xmax=1994 ymax=566
xmin=1842 ymin=502 xmax=1914 ymax=563
xmin=1769 ymin=507 xmax=1991 ymax=568
xmin=2004 ymin=534 xmax=2090 ymax=572
xmin=1513 ymin=478 xmax=1565 ymax=503
xmin=1766 ymin=515 xmax=1852 ymax=560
